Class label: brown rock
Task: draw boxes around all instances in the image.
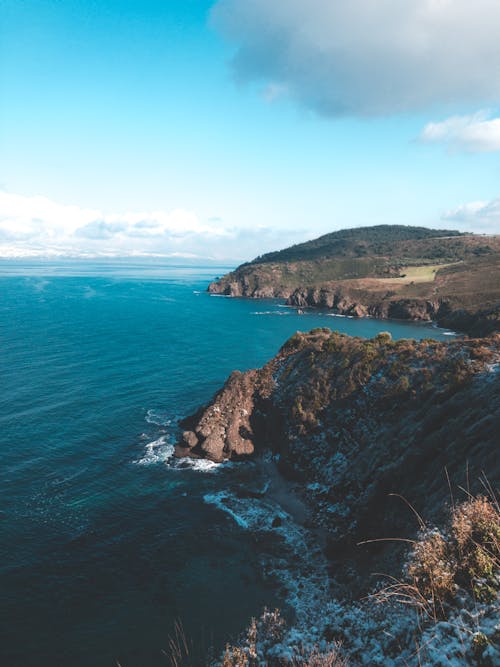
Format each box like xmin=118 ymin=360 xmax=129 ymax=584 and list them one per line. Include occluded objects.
xmin=177 ymin=369 xmax=263 ymax=462
xmin=182 ymin=430 xmax=199 ymax=449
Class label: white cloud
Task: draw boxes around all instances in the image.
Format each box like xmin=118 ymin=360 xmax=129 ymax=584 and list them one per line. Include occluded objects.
xmin=211 ymin=0 xmax=500 ymax=116
xmin=0 ymin=191 xmax=308 ymax=261
xmin=420 ymin=112 xmax=500 ymax=152
xmin=442 ymin=198 xmax=500 ymax=232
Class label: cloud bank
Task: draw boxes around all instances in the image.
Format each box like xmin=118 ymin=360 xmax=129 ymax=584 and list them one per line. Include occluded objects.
xmin=0 ymin=192 xmax=302 ymax=261
xmin=211 ymin=0 xmax=500 ymax=116
xmin=421 ymin=112 xmax=500 ymax=152
xmin=442 ymin=198 xmax=500 ymax=232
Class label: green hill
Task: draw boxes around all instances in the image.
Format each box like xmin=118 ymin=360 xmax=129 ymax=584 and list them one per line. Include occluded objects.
xmin=208 ymin=225 xmax=500 ymax=335
xmin=251 ymin=224 xmax=466 ymax=264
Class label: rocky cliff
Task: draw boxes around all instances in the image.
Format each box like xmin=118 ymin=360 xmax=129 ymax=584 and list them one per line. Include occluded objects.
xmin=179 ymin=330 xmax=500 ymax=664
xmin=178 ymin=330 xmax=499 ymax=550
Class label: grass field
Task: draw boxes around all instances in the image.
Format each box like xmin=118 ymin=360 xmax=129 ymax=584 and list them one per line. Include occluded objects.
xmin=382 ymin=263 xmax=459 ymax=284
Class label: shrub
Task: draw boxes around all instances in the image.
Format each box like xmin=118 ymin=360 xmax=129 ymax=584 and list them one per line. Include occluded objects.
xmin=374 ymin=332 xmax=392 ymax=344
xmin=375 ymin=491 xmax=500 ymax=620
xmin=291 ymin=644 xmax=349 ymax=667
xmin=406 ymin=529 xmax=456 ymax=612
xmin=218 ymin=609 xmax=286 ymax=667
xmin=222 ymin=645 xmax=248 ymax=667
xmin=451 ymin=495 xmax=500 ymax=597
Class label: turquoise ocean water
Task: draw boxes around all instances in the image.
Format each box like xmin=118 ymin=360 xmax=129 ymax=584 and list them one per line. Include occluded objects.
xmin=0 ymin=260 xmax=457 ymax=666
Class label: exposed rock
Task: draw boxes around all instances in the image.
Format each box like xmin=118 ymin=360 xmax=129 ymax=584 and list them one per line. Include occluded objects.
xmin=181 ymin=430 xmax=198 ymax=449
xmin=178 ymin=331 xmax=500 ymax=572
xmin=175 ymin=369 xmax=262 ymax=462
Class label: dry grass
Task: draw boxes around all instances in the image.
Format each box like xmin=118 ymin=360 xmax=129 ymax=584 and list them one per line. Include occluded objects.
xmin=162 ymin=620 xmax=194 ymax=667
xmin=452 ymin=495 xmax=500 ymax=578
xmin=219 ymin=609 xmax=286 ymax=667
xmin=406 ymin=529 xmax=457 ymax=613
xmin=221 ymin=644 xmax=249 ymax=667
xmin=290 ymin=644 xmax=349 ymax=667
xmin=373 ymin=487 xmax=500 ymax=621
xmin=218 ymin=609 xmax=348 ymax=667
xmin=379 ymin=263 xmax=459 ymax=285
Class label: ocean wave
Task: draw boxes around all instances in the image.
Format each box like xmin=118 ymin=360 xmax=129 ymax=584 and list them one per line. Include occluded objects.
xmin=251 ymin=310 xmax=293 ymax=316
xmin=203 ymin=487 xmax=330 ymax=628
xmin=134 ymin=436 xmax=174 ymax=466
xmin=203 ymin=490 xmax=288 ymax=530
xmin=145 ymin=409 xmax=172 ymax=426
xmin=173 ymin=458 xmax=222 ymax=473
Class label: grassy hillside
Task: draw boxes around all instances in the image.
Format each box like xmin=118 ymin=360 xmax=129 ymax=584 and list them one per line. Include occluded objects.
xmin=251 ymin=224 xmax=467 ymax=264
xmin=208 ymin=225 xmax=500 ymax=334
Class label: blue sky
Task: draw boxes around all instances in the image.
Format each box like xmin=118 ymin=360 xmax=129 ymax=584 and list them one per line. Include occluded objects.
xmin=1 ymin=0 xmax=500 ymax=259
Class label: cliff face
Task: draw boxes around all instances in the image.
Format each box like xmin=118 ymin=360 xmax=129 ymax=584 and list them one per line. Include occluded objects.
xmin=208 ymin=227 xmax=500 ymax=335
xmin=286 ymin=284 xmax=500 ymax=336
xmin=177 ymin=331 xmax=500 ymax=550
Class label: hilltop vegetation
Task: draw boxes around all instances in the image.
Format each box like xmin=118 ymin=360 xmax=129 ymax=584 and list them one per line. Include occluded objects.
xmin=250 ymin=225 xmax=466 ymax=265
xmin=208 ymin=225 xmax=500 ymax=335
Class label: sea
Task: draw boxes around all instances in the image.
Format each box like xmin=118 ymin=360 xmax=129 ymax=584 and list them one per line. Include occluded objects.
xmin=0 ymin=259 xmax=458 ymax=666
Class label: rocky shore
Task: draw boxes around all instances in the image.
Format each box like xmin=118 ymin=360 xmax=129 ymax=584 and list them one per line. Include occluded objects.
xmin=208 ymin=277 xmax=500 ymax=337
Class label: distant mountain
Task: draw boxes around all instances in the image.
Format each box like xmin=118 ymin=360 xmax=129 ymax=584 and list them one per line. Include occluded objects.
xmin=208 ymin=225 xmax=500 ymax=335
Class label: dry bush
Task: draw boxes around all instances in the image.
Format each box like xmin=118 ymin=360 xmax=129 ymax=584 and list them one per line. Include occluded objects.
xmin=217 ymin=609 xmax=349 ymax=667
xmin=291 ymin=643 xmax=349 ymax=667
xmin=451 ymin=495 xmax=500 ymax=599
xmin=221 ymin=644 xmax=249 ymax=667
xmin=257 ymin=608 xmax=286 ymax=644
xmin=374 ymin=490 xmax=500 ymax=620
xmin=406 ymin=529 xmax=456 ymax=611
xmin=218 ymin=609 xmax=286 ymax=667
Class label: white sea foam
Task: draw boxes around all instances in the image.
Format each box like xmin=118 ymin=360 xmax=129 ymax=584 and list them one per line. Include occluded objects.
xmin=145 ymin=409 xmax=172 ymax=426
xmin=174 ymin=458 xmax=222 ymax=473
xmin=203 ymin=487 xmax=332 ymax=639
xmin=443 ymin=331 xmax=457 ymax=336
xmin=134 ymin=436 xmax=174 ymax=466
xmin=203 ymin=490 xmax=289 ymax=530
xmin=251 ymin=311 xmax=292 ymax=316
xmin=326 ymin=313 xmax=347 ymax=318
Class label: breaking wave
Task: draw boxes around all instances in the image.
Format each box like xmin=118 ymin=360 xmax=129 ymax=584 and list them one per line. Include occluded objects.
xmin=203 ymin=490 xmax=288 ymax=530
xmin=134 ymin=436 xmax=174 ymax=466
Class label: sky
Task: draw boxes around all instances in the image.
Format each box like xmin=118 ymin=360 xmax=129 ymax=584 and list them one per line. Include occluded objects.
xmin=1 ymin=0 xmax=500 ymax=260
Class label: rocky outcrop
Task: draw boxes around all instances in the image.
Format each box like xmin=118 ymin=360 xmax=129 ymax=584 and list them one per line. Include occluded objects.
xmin=177 ymin=331 xmax=500 ymax=550
xmin=287 ymin=286 xmax=441 ymax=321
xmin=208 ymin=269 xmax=292 ymax=299
xmin=176 ymin=369 xmax=264 ymax=462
